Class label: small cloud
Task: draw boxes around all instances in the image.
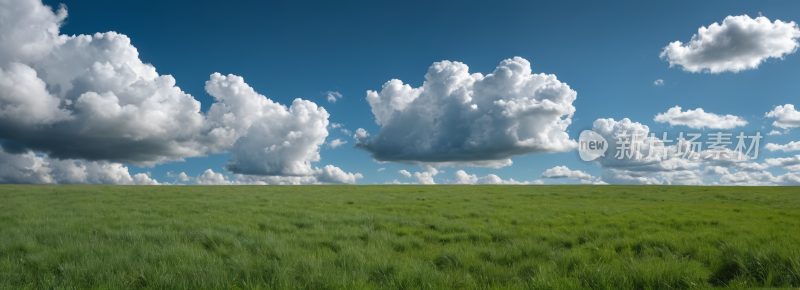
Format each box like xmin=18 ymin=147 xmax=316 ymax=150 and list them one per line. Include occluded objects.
xmin=330 ymin=123 xmax=343 ymax=128
xmin=324 ymin=91 xmax=343 ymax=103
xmin=398 ymin=169 xmax=412 ymax=178
xmin=768 ymin=130 xmax=782 ymax=135
xmin=341 ymin=128 xmax=352 ymax=135
xmin=654 ymin=106 xmax=747 ymax=129
xmin=328 ymin=138 xmax=348 ymax=148
xmin=377 ymin=168 xmax=385 ymax=172
xmin=167 ymin=171 xmax=194 ymax=181
xmin=654 ymin=79 xmax=664 ymax=86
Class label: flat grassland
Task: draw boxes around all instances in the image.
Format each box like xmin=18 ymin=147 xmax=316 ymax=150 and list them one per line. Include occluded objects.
xmin=0 ymin=185 xmax=798 ymax=289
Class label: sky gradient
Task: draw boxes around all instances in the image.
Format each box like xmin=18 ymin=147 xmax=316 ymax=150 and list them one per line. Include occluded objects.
xmin=1 ymin=0 xmax=800 ymax=185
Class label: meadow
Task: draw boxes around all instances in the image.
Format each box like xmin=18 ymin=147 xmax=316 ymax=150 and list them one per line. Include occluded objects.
xmin=0 ymin=185 xmax=798 ymax=289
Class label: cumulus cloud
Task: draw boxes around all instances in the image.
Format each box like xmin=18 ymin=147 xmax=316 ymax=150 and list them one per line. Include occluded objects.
xmin=765 ymin=104 xmax=800 ymax=129
xmin=355 ymin=57 xmax=577 ymax=169
xmin=324 ymin=91 xmax=342 ymax=103
xmin=0 ymin=0 xmax=361 ymax=184
xmin=540 ymin=166 xmax=595 ymax=180
xmin=765 ymin=141 xmax=800 ymax=152
xmin=167 ymin=171 xmax=193 ymax=182
xmin=654 ymin=106 xmax=747 ymax=129
xmin=328 ymin=138 xmax=347 ymax=148
xmin=398 ymin=169 xmax=412 ymax=178
xmin=0 ymin=147 xmax=162 ymax=184
xmin=654 ymin=79 xmax=664 ymax=86
xmin=767 ymin=130 xmax=782 ymax=136
xmin=764 ymin=155 xmax=800 ymax=171
xmin=413 ymin=172 xmax=436 ymax=184
xmin=330 ymin=123 xmax=343 ymax=128
xmin=660 ymin=15 xmax=800 ymax=73
xmin=195 ymin=169 xmax=232 ymax=185
xmin=452 ymin=170 xmax=541 ymax=185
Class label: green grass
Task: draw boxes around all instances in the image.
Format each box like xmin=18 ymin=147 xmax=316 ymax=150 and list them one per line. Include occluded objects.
xmin=0 ymin=185 xmax=799 ymax=289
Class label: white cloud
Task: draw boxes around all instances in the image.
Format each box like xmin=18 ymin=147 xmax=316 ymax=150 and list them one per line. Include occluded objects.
xmin=356 ymin=57 xmax=577 ymax=169
xmin=413 ymin=172 xmax=436 ymax=184
xmin=768 ymin=130 xmax=782 ymax=135
xmin=654 ymin=79 xmax=664 ymax=86
xmin=196 ymin=166 xmax=363 ymax=185
xmin=660 ymin=15 xmax=800 ymax=73
xmin=654 ymin=106 xmax=747 ymax=129
xmin=719 ymin=171 xmax=800 ymax=186
xmin=195 ymin=169 xmax=232 ymax=185
xmin=341 ymin=128 xmax=352 ymax=135
xmin=540 ymin=166 xmax=595 ymax=180
xmin=386 ymin=179 xmax=411 ymax=185
xmin=398 ymin=169 xmax=412 ymax=178
xmin=766 ymin=104 xmax=800 ymax=129
xmin=328 ymin=138 xmax=347 ymax=148
xmin=377 ymin=168 xmax=385 ymax=172
xmin=325 ymin=91 xmax=342 ymax=103
xmin=765 ymin=141 xmax=800 ymax=152
xmin=0 ymin=147 xmax=162 ymax=185
xmin=0 ymin=0 xmax=360 ymax=184
xmin=764 ymin=155 xmax=800 ymax=170
xmin=177 ymin=172 xmax=192 ymax=182
xmin=166 ymin=171 xmax=193 ymax=182
xmin=452 ymin=170 xmax=540 ymax=185
xmin=330 ymin=123 xmax=343 ymax=128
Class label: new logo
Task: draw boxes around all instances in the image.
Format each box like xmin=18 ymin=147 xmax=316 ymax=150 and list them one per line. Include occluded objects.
xmin=578 ymin=130 xmax=608 ymax=161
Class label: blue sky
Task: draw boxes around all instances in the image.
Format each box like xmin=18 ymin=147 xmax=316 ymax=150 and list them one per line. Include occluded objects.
xmin=2 ymin=0 xmax=800 ymax=185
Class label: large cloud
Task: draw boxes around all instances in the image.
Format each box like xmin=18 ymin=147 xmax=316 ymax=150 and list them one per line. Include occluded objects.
xmin=654 ymin=106 xmax=747 ymax=129
xmin=765 ymin=104 xmax=800 ymax=129
xmin=204 ymin=73 xmax=331 ymax=176
xmin=0 ymin=0 xmax=360 ymax=184
xmin=356 ymin=57 xmax=577 ymax=169
xmin=660 ymin=15 xmax=800 ymax=73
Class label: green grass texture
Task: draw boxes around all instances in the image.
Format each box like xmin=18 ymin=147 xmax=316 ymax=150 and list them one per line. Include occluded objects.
xmin=0 ymin=185 xmax=798 ymax=289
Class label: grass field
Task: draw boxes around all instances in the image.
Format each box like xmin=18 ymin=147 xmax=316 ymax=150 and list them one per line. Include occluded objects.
xmin=0 ymin=185 xmax=798 ymax=289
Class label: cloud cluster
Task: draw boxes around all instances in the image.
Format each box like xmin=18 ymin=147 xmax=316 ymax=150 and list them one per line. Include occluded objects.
xmin=196 ymin=166 xmax=363 ymax=185
xmin=660 ymin=15 xmax=800 ymax=73
xmin=540 ymin=166 xmax=596 ymax=182
xmin=764 ymin=155 xmax=800 ymax=172
xmin=452 ymin=170 xmax=542 ymax=185
xmin=356 ymin=57 xmax=577 ymax=169
xmin=589 ymin=117 xmax=798 ymax=186
xmin=0 ymin=0 xmax=360 ymax=184
xmin=765 ymin=104 xmax=800 ymax=129
xmin=765 ymin=141 xmax=800 ymax=152
xmin=654 ymin=106 xmax=747 ymax=129
xmin=0 ymin=147 xmax=161 ymax=185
